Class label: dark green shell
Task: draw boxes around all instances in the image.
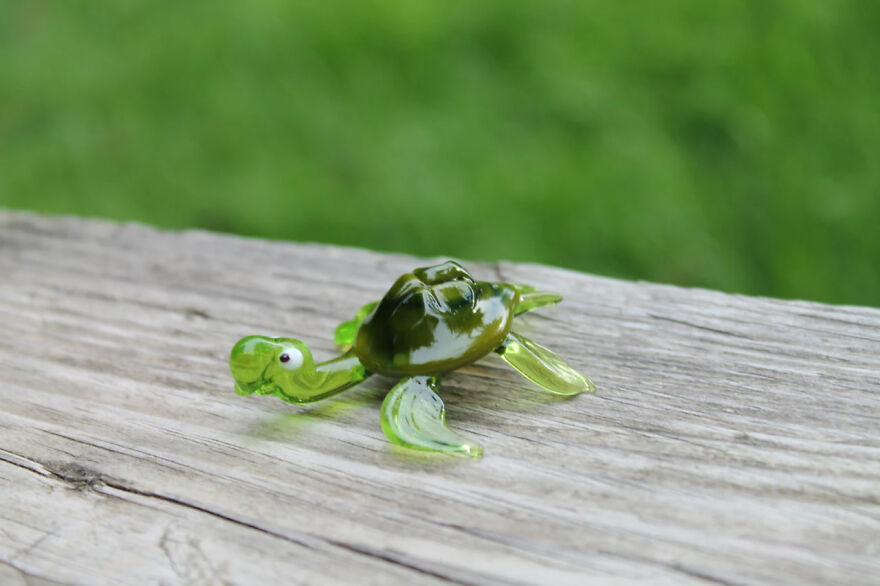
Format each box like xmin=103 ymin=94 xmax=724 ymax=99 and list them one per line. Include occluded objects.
xmin=354 ymin=261 xmax=519 ymax=376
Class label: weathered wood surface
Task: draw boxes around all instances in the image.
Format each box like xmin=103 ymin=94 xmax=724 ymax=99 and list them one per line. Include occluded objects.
xmin=0 ymin=210 xmax=878 ymax=586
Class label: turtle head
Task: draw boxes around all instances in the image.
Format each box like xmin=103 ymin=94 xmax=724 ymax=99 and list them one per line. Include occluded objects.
xmin=229 ymin=335 xmax=316 ymax=401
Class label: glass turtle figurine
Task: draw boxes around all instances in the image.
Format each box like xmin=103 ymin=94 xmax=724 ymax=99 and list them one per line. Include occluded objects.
xmin=229 ymin=260 xmax=595 ymax=457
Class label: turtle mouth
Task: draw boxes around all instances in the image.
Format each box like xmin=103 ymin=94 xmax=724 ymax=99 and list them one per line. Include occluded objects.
xmin=234 ymin=378 xmax=282 ymax=397
xmin=234 ymin=379 xmax=260 ymax=396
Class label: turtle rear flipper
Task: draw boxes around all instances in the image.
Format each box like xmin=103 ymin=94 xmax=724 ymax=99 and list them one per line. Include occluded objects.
xmin=513 ymin=285 xmax=563 ymax=315
xmin=380 ymin=376 xmax=482 ymax=458
xmin=497 ymin=332 xmax=595 ymax=396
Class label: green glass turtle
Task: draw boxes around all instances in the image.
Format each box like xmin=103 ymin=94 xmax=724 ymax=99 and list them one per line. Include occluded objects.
xmin=229 ymin=261 xmax=595 ymax=458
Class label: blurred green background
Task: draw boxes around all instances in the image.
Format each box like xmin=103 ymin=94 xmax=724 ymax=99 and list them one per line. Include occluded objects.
xmin=2 ymin=1 xmax=878 ymax=306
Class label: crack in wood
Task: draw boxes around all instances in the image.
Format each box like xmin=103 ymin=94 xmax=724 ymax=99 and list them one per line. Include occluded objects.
xmin=646 ymin=313 xmax=756 ymax=341
xmin=324 ymin=539 xmax=479 ymax=586
xmin=0 ymin=449 xmax=474 ymax=583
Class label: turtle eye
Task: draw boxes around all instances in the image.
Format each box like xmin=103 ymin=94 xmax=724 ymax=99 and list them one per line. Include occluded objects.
xmin=279 ymin=347 xmax=303 ymax=370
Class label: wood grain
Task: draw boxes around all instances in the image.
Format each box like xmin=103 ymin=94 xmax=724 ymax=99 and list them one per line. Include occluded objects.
xmin=0 ymin=210 xmax=878 ymax=585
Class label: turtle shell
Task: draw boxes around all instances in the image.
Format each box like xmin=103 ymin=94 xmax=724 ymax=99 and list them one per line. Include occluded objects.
xmin=354 ymin=261 xmax=519 ymax=376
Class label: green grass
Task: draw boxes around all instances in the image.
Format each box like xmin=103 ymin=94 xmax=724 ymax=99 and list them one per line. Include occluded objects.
xmin=2 ymin=1 xmax=879 ymax=306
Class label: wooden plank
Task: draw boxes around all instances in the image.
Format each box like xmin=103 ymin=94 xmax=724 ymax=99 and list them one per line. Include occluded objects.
xmin=0 ymin=210 xmax=878 ymax=585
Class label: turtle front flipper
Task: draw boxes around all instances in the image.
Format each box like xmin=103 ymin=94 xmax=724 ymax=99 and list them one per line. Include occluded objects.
xmin=496 ymin=332 xmax=595 ymax=396
xmin=380 ymin=376 xmax=483 ymax=458
xmin=513 ymin=284 xmax=563 ymax=315
xmin=334 ymin=301 xmax=378 ymax=350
